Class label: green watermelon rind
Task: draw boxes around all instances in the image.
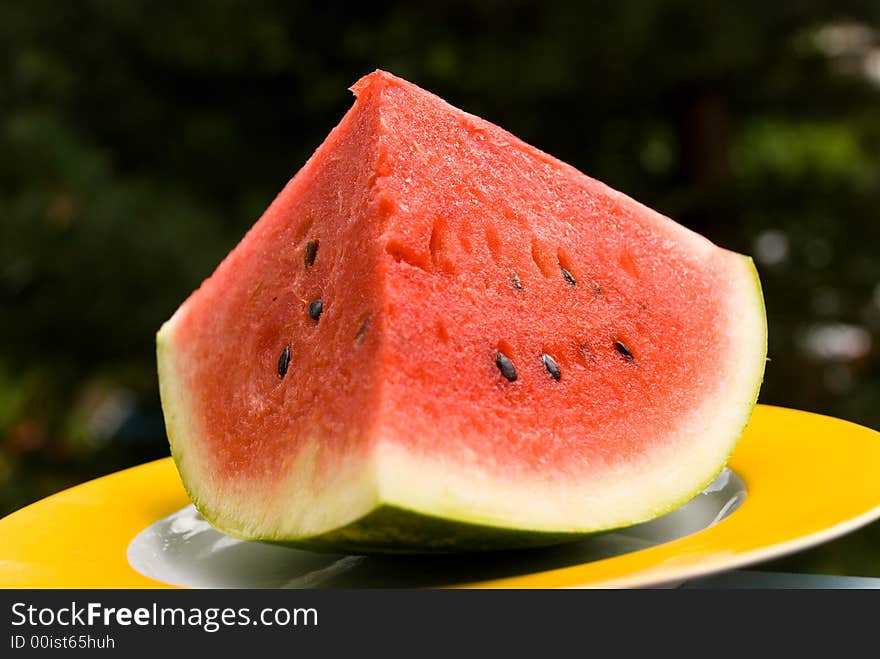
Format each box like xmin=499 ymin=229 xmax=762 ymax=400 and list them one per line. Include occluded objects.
xmin=157 ymin=255 xmax=766 ymax=554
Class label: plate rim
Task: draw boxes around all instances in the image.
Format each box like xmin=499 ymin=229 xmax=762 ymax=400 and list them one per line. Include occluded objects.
xmin=1 ymin=404 xmax=879 ymax=589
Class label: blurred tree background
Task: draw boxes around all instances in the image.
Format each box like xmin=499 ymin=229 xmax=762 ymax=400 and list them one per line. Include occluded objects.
xmin=2 ymin=1 xmax=879 ymax=575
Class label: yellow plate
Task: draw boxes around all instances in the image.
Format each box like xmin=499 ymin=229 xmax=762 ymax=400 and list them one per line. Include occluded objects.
xmin=2 ymin=405 xmax=879 ymax=588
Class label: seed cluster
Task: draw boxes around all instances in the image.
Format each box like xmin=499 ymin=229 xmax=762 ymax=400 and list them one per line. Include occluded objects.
xmin=493 ymin=251 xmax=637 ymax=384
xmin=277 ymin=237 xmax=335 ymax=379
xmin=278 ymin=231 xmax=637 ymax=389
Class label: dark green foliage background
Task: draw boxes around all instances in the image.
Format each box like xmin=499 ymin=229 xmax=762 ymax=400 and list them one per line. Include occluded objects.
xmin=2 ymin=1 xmax=879 ymax=575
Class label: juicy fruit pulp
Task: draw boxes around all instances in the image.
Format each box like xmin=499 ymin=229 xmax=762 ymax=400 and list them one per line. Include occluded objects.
xmin=157 ymin=70 xmax=766 ymax=553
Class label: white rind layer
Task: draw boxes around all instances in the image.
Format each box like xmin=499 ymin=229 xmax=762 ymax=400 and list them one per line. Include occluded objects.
xmin=158 ymin=251 xmax=765 ymax=540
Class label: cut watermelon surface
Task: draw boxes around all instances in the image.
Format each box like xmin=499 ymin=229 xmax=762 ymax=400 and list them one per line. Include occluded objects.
xmin=157 ymin=70 xmax=766 ymax=553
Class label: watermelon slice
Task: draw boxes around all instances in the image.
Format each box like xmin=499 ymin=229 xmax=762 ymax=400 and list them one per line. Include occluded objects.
xmin=157 ymin=70 xmax=766 ymax=553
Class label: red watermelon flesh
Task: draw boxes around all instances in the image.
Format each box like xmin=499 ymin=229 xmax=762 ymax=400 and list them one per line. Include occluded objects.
xmin=157 ymin=70 xmax=766 ymax=552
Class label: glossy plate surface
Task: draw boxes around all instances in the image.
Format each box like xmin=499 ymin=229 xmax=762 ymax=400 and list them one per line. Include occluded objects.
xmin=1 ymin=405 xmax=879 ymax=588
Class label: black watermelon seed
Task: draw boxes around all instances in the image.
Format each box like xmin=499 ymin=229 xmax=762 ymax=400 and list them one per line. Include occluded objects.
xmin=355 ymin=317 xmax=370 ymax=342
xmin=561 ymin=267 xmax=576 ymax=286
xmin=304 ymin=239 xmax=318 ymax=267
xmin=541 ymin=353 xmax=561 ymax=381
xmin=614 ymin=340 xmax=634 ymax=361
xmin=511 ymin=274 xmax=522 ymax=291
xmin=495 ymin=352 xmax=517 ymax=382
xmin=277 ymin=345 xmax=291 ymax=378
xmin=308 ymin=299 xmax=323 ymax=321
